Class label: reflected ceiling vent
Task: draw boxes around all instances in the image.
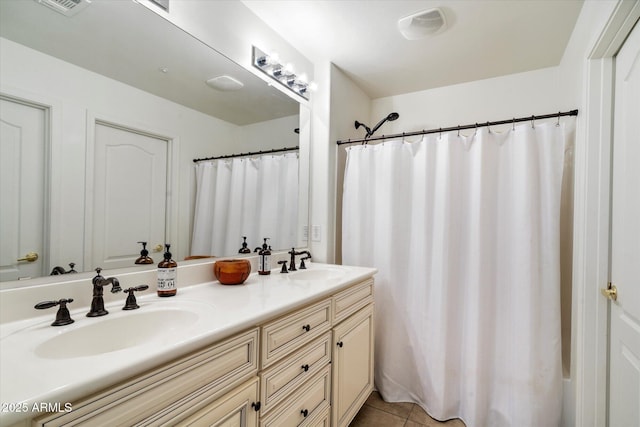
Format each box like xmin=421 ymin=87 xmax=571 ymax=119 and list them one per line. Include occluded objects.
xmin=34 ymin=0 xmax=91 ymax=17
xmin=206 ymin=75 xmax=244 ymax=91
xmin=398 ymin=8 xmax=447 ymax=40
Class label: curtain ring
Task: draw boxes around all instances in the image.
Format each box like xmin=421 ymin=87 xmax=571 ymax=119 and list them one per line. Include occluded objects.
xmin=512 ymin=118 xmax=516 ymax=131
xmin=439 ymin=127 xmax=442 ymax=139
xmin=457 ymin=125 xmax=460 ymax=137
xmin=531 ymin=115 xmax=535 ymax=129
xmin=474 ymin=123 xmax=478 ymax=135
xmin=486 ymin=121 xmax=491 ymax=133
xmin=556 ymin=111 xmax=561 ymax=127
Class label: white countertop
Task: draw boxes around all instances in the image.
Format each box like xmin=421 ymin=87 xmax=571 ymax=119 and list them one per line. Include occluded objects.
xmin=0 ymin=263 xmax=376 ymax=426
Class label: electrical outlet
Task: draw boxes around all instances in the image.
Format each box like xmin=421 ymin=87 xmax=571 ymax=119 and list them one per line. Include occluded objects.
xmin=312 ymin=225 xmax=321 ymax=242
xmin=302 ymin=225 xmax=309 ymax=241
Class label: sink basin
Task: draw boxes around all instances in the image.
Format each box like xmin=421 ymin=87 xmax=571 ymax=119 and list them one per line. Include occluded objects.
xmin=287 ymin=267 xmax=345 ymax=282
xmin=35 ymin=309 xmax=198 ymax=359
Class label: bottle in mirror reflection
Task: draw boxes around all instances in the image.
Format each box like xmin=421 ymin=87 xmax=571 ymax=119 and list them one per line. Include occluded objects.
xmin=157 ymin=244 xmax=177 ymax=297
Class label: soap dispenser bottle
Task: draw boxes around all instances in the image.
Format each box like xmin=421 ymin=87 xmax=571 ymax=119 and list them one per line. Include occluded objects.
xmin=238 ymin=236 xmax=251 ymax=254
xmin=254 ymin=238 xmax=271 ymax=275
xmin=157 ymin=244 xmax=177 ymax=297
xmin=135 ymin=241 xmax=154 ymax=264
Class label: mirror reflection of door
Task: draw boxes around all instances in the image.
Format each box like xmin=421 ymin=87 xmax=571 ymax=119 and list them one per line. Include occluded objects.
xmin=89 ymin=122 xmax=168 ymax=271
xmin=0 ymin=96 xmax=46 ymax=281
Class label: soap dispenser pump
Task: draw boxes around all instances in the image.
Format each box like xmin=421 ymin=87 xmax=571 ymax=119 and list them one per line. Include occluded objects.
xmin=157 ymin=244 xmax=177 ymax=297
xmin=254 ymin=238 xmax=271 ymax=275
xmin=135 ymin=241 xmax=154 ymax=265
xmin=238 ymin=236 xmax=251 ymax=254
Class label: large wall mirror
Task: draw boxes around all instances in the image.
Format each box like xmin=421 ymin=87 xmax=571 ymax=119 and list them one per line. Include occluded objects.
xmin=0 ymin=0 xmax=310 ymax=287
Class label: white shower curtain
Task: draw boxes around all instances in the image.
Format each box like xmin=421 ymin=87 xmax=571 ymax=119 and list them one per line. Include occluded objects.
xmin=191 ymin=152 xmax=298 ymax=256
xmin=342 ymin=122 xmax=568 ymax=427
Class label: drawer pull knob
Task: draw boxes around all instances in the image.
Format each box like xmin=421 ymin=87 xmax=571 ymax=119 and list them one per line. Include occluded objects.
xmin=251 ymin=401 xmax=261 ymax=411
xmin=301 ymin=364 xmax=310 ymax=372
xmin=302 ymin=324 xmax=311 ymax=332
xmin=301 ymin=409 xmax=309 ymax=417
xmin=337 ymin=341 xmax=344 ymax=348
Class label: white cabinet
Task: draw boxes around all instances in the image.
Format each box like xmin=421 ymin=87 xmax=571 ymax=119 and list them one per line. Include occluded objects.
xmin=34 ymin=328 xmax=259 ymax=427
xmin=174 ymin=377 xmax=259 ymax=427
xmin=29 ymin=277 xmax=375 ymax=427
xmin=331 ymin=280 xmax=375 ymax=427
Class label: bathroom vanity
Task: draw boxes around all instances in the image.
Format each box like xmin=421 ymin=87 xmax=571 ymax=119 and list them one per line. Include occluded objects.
xmin=0 ymin=262 xmax=376 ymax=427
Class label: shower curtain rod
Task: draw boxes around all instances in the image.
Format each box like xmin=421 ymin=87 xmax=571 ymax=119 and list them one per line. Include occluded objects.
xmin=193 ymin=146 xmax=298 ymax=163
xmin=336 ymin=109 xmax=579 ymax=145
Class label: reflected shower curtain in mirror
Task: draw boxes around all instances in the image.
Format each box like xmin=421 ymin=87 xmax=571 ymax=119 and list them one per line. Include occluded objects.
xmin=191 ymin=152 xmax=298 ymax=256
xmin=342 ymin=123 xmax=569 ymax=427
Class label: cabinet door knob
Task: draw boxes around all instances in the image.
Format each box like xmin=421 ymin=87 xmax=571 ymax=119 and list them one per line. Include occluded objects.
xmin=301 ymin=409 xmax=309 ymax=417
xmin=251 ymin=401 xmax=261 ymax=411
xmin=337 ymin=341 xmax=344 ymax=348
xmin=301 ymin=364 xmax=310 ymax=372
xmin=302 ymin=324 xmax=311 ymax=332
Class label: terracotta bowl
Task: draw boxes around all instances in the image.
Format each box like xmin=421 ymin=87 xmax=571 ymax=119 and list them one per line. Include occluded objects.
xmin=213 ymin=259 xmax=251 ymax=285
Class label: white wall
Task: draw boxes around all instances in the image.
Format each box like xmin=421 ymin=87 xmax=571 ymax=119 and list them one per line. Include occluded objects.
xmin=0 ymin=37 xmax=284 ymax=269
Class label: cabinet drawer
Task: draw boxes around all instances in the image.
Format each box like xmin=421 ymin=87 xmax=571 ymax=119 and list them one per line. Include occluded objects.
xmin=260 ymin=331 xmax=332 ymax=413
xmin=35 ymin=328 xmax=259 ymax=427
xmin=260 ymin=364 xmax=331 ymax=427
xmin=332 ymin=278 xmax=373 ymax=324
xmin=261 ymin=299 xmax=331 ymax=368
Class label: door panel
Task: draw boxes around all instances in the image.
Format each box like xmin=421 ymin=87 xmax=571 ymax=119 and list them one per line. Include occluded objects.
xmin=91 ymin=122 xmax=167 ymax=270
xmin=609 ymin=20 xmax=640 ymax=427
xmin=0 ymin=97 xmax=46 ymax=281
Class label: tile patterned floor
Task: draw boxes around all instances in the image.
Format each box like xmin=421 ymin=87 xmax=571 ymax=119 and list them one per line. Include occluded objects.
xmin=349 ymin=391 xmax=466 ymax=427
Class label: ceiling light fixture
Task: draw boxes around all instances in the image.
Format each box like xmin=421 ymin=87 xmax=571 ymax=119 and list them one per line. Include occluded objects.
xmin=398 ymin=8 xmax=447 ymax=40
xmin=252 ymin=46 xmax=315 ymax=100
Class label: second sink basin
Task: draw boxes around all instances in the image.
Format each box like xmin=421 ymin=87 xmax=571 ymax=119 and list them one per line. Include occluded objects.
xmin=35 ymin=308 xmax=198 ymax=359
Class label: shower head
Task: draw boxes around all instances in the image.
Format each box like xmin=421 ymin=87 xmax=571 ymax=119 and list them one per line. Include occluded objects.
xmin=367 ymin=112 xmax=400 ymax=139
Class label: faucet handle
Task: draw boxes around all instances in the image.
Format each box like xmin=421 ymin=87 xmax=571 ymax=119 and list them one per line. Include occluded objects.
xmin=278 ymin=260 xmax=288 ymax=273
xmin=122 ymin=285 xmax=149 ymax=310
xmin=35 ymin=298 xmax=74 ymax=326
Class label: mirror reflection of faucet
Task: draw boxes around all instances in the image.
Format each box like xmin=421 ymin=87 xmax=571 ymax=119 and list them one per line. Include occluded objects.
xmin=87 ymin=268 xmax=122 ymax=317
xmin=49 ymin=263 xmax=77 ymax=275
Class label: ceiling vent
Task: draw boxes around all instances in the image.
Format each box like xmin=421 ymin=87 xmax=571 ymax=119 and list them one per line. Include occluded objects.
xmin=398 ymin=8 xmax=447 ymax=40
xmin=34 ymin=0 xmax=91 ymax=17
xmin=206 ymin=76 xmax=244 ymax=91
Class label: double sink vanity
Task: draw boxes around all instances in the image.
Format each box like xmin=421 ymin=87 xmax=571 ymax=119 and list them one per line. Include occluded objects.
xmin=0 ymin=260 xmax=376 ymax=427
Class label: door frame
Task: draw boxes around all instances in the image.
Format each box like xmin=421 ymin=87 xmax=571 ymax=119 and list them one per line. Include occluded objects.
xmin=572 ymin=1 xmax=640 ymax=425
xmin=84 ymin=110 xmax=179 ymax=270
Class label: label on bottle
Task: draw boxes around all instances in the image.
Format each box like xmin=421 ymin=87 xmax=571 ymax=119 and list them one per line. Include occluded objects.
xmin=259 ymin=255 xmax=271 ymax=273
xmin=157 ymin=267 xmax=177 ymax=291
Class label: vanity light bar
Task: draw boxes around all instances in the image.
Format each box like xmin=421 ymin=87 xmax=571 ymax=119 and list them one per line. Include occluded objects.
xmin=252 ymin=46 xmax=314 ymax=100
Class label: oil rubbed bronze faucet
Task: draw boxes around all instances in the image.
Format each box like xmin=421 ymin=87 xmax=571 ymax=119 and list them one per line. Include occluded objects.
xmin=87 ymin=268 xmax=122 ymax=317
xmin=288 ymin=249 xmax=312 ymax=272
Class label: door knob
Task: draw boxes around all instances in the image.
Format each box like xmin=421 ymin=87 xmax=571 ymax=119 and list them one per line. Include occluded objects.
xmin=601 ymin=284 xmax=617 ymax=301
xmin=17 ymin=252 xmax=39 ymax=262
xmin=153 ymin=244 xmax=163 ymax=252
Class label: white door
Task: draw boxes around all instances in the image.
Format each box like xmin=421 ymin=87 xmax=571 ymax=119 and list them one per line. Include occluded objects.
xmin=90 ymin=122 xmax=167 ymax=271
xmin=608 ymin=21 xmax=640 ymax=427
xmin=0 ymin=97 xmax=46 ymax=281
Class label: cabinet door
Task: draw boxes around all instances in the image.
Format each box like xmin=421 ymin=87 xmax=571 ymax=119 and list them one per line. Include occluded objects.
xmin=175 ymin=377 xmax=259 ymax=427
xmin=332 ymin=304 xmax=374 ymax=427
